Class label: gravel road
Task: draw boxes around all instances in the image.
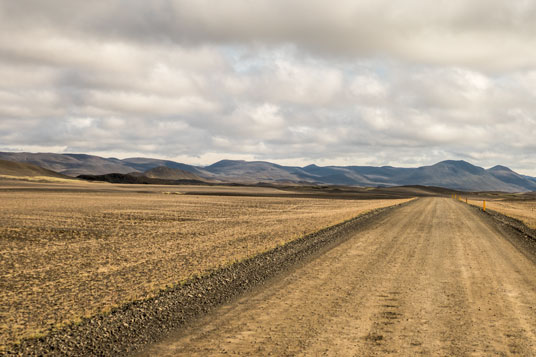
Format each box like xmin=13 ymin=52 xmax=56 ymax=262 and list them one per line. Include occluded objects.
xmin=140 ymin=197 xmax=536 ymax=356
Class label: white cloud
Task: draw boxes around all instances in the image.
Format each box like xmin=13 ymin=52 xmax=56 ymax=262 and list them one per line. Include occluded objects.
xmin=350 ymin=74 xmax=388 ymax=99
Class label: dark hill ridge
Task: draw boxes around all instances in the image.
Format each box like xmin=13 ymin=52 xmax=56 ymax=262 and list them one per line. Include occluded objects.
xmin=77 ymin=173 xmax=207 ymax=185
xmin=1 ymin=152 xmax=535 ymax=192
xmin=78 ymin=166 xmax=209 ymax=185
xmin=143 ymin=166 xmax=205 ymax=181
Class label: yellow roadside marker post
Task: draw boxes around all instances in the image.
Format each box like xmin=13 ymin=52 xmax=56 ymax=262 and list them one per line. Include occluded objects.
xmin=483 ymin=200 xmax=486 ymax=212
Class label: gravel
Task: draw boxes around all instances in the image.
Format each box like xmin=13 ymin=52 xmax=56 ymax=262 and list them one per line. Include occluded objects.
xmin=471 ymin=204 xmax=536 ymax=264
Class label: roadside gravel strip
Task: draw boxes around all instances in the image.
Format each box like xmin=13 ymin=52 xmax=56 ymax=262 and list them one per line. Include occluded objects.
xmin=8 ymin=200 xmax=412 ymax=356
xmin=470 ymin=204 xmax=536 ymax=265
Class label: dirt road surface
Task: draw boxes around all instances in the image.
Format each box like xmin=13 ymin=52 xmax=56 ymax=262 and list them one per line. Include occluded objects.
xmin=140 ymin=198 xmax=536 ymax=356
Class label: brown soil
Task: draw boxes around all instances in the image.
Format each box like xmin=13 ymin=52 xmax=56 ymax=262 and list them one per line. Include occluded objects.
xmin=141 ymin=197 xmax=536 ymax=356
xmin=0 ymin=181 xmax=409 ymax=351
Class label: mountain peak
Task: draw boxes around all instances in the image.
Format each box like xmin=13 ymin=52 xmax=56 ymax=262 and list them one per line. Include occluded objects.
xmin=209 ymin=159 xmax=244 ymax=165
xmin=488 ymin=165 xmax=514 ymax=172
xmin=428 ymin=160 xmax=485 ymax=175
xmin=435 ymin=160 xmax=474 ymax=167
xmin=205 ymin=160 xmax=244 ymax=169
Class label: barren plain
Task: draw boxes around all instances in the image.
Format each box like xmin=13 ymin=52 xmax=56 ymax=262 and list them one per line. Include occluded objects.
xmin=0 ymin=180 xmax=410 ymax=350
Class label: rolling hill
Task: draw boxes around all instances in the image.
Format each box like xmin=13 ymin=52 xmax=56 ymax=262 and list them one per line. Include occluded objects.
xmin=0 ymin=152 xmax=208 ymax=177
xmin=0 ymin=152 xmax=136 ymax=176
xmin=1 ymin=152 xmax=535 ymax=192
xmin=0 ymin=159 xmax=71 ymax=179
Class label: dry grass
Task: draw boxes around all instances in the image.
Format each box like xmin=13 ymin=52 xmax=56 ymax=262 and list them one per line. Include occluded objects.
xmin=0 ymin=175 xmax=79 ymax=183
xmin=468 ymin=199 xmax=536 ymax=229
xmin=0 ymin=187 xmax=411 ymax=348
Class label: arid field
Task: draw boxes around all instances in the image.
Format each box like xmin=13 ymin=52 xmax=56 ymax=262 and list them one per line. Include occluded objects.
xmin=0 ymin=180 xmax=410 ymax=349
xmin=468 ymin=199 xmax=536 ymax=229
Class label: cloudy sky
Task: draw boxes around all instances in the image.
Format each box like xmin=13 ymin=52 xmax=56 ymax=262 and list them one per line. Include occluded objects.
xmin=1 ymin=1 xmax=536 ymax=174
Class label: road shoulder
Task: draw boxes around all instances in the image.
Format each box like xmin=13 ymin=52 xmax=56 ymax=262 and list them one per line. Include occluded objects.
xmin=464 ymin=202 xmax=536 ymax=264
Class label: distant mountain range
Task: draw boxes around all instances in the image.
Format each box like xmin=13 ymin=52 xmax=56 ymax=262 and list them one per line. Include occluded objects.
xmin=0 ymin=151 xmax=535 ymax=192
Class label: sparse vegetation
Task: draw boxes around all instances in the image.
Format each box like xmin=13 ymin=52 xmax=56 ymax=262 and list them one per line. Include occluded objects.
xmin=468 ymin=199 xmax=536 ymax=229
xmin=0 ymin=174 xmax=78 ymax=183
xmin=0 ymin=185 xmax=410 ymax=349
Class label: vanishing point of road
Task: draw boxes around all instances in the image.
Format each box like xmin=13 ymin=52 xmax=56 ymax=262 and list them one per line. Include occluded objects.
xmin=141 ymin=197 xmax=536 ymax=356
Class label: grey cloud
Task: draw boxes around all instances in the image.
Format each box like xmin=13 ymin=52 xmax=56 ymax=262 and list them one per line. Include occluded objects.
xmin=3 ymin=0 xmax=536 ymax=70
